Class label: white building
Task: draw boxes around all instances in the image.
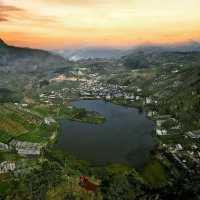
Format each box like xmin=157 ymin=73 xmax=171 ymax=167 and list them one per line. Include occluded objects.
xmin=136 ymin=96 xmax=140 ymax=100
xmin=156 ymin=129 xmax=167 ymax=136
xmin=187 ymin=131 xmax=200 ymax=139
xmin=0 ymin=161 xmax=16 ymax=174
xmin=137 ymin=88 xmax=142 ymax=92
xmin=44 ymin=117 xmax=56 ymax=125
xmin=17 ymin=149 xmax=40 ymax=156
xmin=145 ymin=97 xmax=152 ymax=104
xmin=156 ymin=120 xmax=166 ymax=127
xmin=9 ymin=140 xmax=42 ymax=156
xmin=147 ymin=111 xmax=156 ymax=117
xmin=0 ymin=142 xmax=9 ymax=151
xmin=106 ymin=95 xmax=111 ymax=100
xmin=175 ymin=144 xmax=183 ymax=151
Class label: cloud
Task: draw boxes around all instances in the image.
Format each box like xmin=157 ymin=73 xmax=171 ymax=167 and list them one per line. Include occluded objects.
xmin=42 ymin=0 xmax=102 ymax=5
xmin=0 ymin=16 xmax=8 ymax=21
xmin=0 ymin=5 xmax=23 ymax=12
xmin=0 ymin=4 xmax=24 ymax=22
xmin=0 ymin=3 xmax=57 ymax=24
xmin=40 ymin=0 xmax=132 ymax=7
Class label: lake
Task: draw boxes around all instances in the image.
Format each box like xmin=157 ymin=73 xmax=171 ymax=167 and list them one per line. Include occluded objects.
xmin=57 ymin=100 xmax=155 ymax=167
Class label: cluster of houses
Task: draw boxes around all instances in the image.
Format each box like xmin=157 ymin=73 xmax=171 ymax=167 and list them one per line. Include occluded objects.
xmin=0 ymin=117 xmax=55 ymax=175
xmin=162 ymin=130 xmax=200 ymax=174
xmin=0 ymin=139 xmax=43 ymax=157
xmin=154 ymin=115 xmax=181 ymax=136
xmin=39 ymin=91 xmax=66 ymax=104
xmin=156 ymin=117 xmax=169 ymax=136
xmin=78 ymin=79 xmax=143 ymax=101
xmin=186 ymin=130 xmax=200 ymax=139
xmin=38 ymin=71 xmax=163 ymax=107
xmin=164 ymin=143 xmax=200 ymax=174
xmin=39 ymin=87 xmax=78 ymax=104
xmin=146 ymin=108 xmax=200 ymax=174
xmin=9 ymin=140 xmax=42 ymax=156
xmin=0 ymin=139 xmax=43 ymax=174
xmin=38 ymin=75 xmax=146 ymax=104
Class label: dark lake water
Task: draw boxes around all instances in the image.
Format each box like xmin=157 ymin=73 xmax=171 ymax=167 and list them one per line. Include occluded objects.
xmin=57 ymin=100 xmax=155 ymax=167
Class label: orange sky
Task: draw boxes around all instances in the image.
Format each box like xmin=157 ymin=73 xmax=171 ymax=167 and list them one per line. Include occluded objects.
xmin=0 ymin=0 xmax=200 ymax=49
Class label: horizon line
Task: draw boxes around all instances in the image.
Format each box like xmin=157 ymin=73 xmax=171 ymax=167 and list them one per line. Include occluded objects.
xmin=1 ymin=37 xmax=200 ymax=51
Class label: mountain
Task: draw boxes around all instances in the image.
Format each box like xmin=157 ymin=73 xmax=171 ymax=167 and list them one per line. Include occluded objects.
xmin=124 ymin=41 xmax=200 ymax=54
xmin=0 ymin=39 xmax=68 ymax=73
xmin=53 ymin=41 xmax=200 ymax=62
xmin=0 ymin=38 xmax=7 ymax=47
xmin=122 ymin=42 xmax=200 ymax=69
xmin=53 ymin=47 xmax=126 ymax=61
xmin=165 ymin=41 xmax=200 ymax=52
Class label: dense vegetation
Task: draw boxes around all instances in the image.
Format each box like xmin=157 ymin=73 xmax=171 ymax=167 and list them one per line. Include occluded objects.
xmin=1 ymin=147 xmax=199 ymax=200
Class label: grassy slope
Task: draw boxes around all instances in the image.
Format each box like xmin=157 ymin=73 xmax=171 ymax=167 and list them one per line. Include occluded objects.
xmin=141 ymin=159 xmax=168 ymax=187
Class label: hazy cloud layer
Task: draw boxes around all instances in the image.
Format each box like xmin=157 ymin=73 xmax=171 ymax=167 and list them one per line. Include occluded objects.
xmin=40 ymin=0 xmax=129 ymax=6
xmin=0 ymin=4 xmax=24 ymax=22
xmin=0 ymin=2 xmax=57 ymax=23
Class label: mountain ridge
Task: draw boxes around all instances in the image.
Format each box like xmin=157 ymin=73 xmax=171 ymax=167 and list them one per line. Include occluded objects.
xmin=122 ymin=44 xmax=200 ymax=69
xmin=0 ymin=38 xmax=8 ymax=47
xmin=0 ymin=38 xmax=68 ymax=73
xmin=53 ymin=41 xmax=200 ymax=61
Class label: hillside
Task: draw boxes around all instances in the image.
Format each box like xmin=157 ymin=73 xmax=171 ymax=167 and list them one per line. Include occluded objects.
xmin=122 ymin=45 xmax=200 ymax=69
xmin=0 ymin=39 xmax=73 ymax=101
xmin=0 ymin=39 xmax=68 ymax=73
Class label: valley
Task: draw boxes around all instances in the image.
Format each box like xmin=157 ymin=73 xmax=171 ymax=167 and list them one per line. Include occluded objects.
xmin=0 ymin=39 xmax=200 ymax=200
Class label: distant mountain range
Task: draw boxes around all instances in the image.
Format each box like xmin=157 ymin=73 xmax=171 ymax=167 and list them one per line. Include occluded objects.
xmin=0 ymin=39 xmax=68 ymax=73
xmin=53 ymin=47 xmax=126 ymax=61
xmin=53 ymin=41 xmax=200 ymax=61
xmin=1 ymin=38 xmax=200 ymax=72
xmin=121 ymin=42 xmax=200 ymax=69
xmin=126 ymin=41 xmax=200 ymax=54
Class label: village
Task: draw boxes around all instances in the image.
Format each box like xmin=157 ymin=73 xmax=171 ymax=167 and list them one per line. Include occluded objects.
xmin=1 ymin=69 xmax=200 ymax=178
xmin=146 ymin=102 xmax=200 ymax=175
xmin=78 ymin=79 xmax=142 ymax=101
xmin=79 ymin=73 xmax=200 ymax=176
xmin=38 ymin=72 xmax=200 ymax=172
xmin=38 ymin=73 xmax=144 ymax=104
xmin=152 ymin=113 xmax=200 ymax=175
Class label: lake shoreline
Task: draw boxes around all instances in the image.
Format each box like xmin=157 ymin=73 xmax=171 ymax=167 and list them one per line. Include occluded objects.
xmin=56 ymin=100 xmax=155 ymax=168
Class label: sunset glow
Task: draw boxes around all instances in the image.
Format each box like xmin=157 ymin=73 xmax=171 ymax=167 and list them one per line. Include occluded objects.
xmin=0 ymin=0 xmax=200 ymax=49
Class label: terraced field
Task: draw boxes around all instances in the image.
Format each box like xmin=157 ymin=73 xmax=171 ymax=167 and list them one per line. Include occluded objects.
xmin=0 ymin=104 xmax=50 ymax=144
xmin=0 ymin=115 xmax=27 ymax=136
